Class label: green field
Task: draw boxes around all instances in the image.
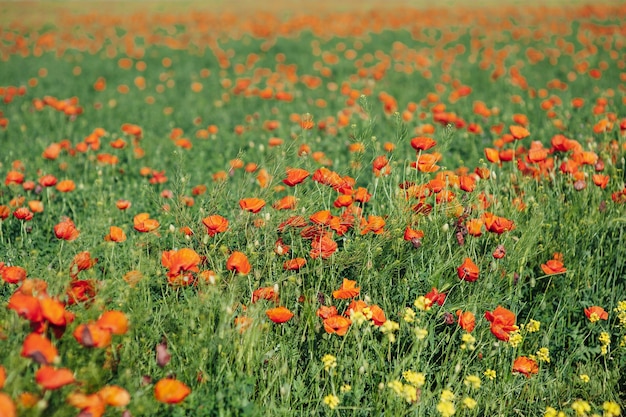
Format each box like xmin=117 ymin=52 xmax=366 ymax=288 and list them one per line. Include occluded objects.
xmin=0 ymin=2 xmax=625 ymax=416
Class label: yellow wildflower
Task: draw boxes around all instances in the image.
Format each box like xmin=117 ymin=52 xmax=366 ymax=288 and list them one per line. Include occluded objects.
xmin=461 ymin=332 xmax=476 ymax=350
xmin=414 ymin=327 xmax=428 ymax=340
xmin=323 ymin=394 xmax=340 ymax=410
xmin=340 ymin=384 xmax=351 ymax=393
xmin=414 ymin=295 xmax=433 ymax=311
xmin=464 ymin=374 xmax=481 ymax=390
xmin=508 ymin=330 xmax=523 ymax=348
xmin=603 ymin=401 xmax=621 ymax=417
xmin=545 ymin=406 xmax=566 ymax=417
xmin=462 ymin=397 xmax=477 ymax=410
xmin=536 ymin=347 xmax=550 ymax=363
xmin=321 ymin=354 xmax=337 ymax=372
xmin=483 ymin=369 xmax=496 ymax=380
xmin=525 ymin=319 xmax=541 ymax=333
xmin=350 ymin=311 xmax=368 ymax=326
xmin=579 ymin=374 xmax=590 ymax=383
xmin=403 ymin=307 xmax=416 ymax=323
xmin=402 ymin=370 xmax=425 ymax=388
xmin=572 ymin=399 xmax=591 ymax=416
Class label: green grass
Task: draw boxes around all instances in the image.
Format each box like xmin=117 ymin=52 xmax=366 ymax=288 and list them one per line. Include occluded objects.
xmin=0 ymin=2 xmax=625 ymax=416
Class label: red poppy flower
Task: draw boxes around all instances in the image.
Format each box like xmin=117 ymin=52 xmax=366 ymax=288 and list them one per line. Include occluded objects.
xmin=8 ymin=292 xmax=43 ymax=322
xmin=226 ymin=251 xmax=251 ymax=275
xmin=425 ymin=287 xmax=446 ymax=306
xmin=56 ymin=180 xmax=76 ymax=193
xmin=35 ymin=366 xmax=75 ymax=390
xmin=456 ymin=310 xmax=476 ymax=332
xmin=201 ymin=215 xmax=229 ymax=236
xmin=13 ymin=207 xmax=34 ymax=221
xmin=541 ymin=259 xmax=566 ymax=275
xmin=283 ymin=258 xmax=306 ymax=271
xmin=492 ymin=245 xmax=506 ymax=259
xmin=70 ymin=251 xmax=97 ymax=277
xmin=332 ymin=279 xmax=360 ymax=299
xmin=273 ymin=196 xmax=297 ymax=210
xmin=161 ymin=248 xmax=201 ymax=285
xmin=5 ymin=170 xmax=24 ymax=185
xmin=310 ymin=234 xmax=337 ymax=259
xmin=457 ymin=258 xmax=479 ymax=282
xmin=73 ymin=323 xmax=112 ymax=348
xmin=360 ymin=215 xmax=386 ymax=235
xmin=485 ymin=306 xmax=518 ymax=341
xmin=67 ymin=392 xmax=106 ymax=417
xmin=0 ymin=393 xmax=14 ymax=417
xmin=323 ymin=315 xmax=351 ymax=336
xmin=2 ymin=265 xmax=27 ymax=284
xmin=21 ymin=333 xmax=58 ymax=365
xmin=483 ymin=212 xmax=515 ymax=234
xmin=584 ymin=306 xmax=608 ymax=322
xmin=316 ymin=306 xmax=338 ymax=320
xmin=410 ymin=136 xmax=437 ymax=151
xmin=252 ymin=287 xmax=278 ymax=303
xmin=368 ymin=305 xmax=386 ymax=326
xmin=509 ymin=125 xmax=530 ymax=140
xmin=66 ymin=280 xmax=96 ymax=305
xmin=54 ymin=218 xmax=80 ymax=241
xmin=154 ymin=378 xmax=191 ymax=404
xmin=512 ymin=356 xmax=539 ymax=378
xmin=239 ymin=198 xmax=266 ymax=213
xmin=283 ymin=168 xmax=310 ymax=186
xmin=266 ymin=307 xmax=294 ymax=324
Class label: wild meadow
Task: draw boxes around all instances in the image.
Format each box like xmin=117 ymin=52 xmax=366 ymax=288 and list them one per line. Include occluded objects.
xmin=0 ymin=1 xmax=625 ymax=416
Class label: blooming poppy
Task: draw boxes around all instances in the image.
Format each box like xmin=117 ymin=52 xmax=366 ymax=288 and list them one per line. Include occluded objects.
xmin=0 ymin=365 xmax=5 ymax=389
xmin=332 ymin=279 xmax=360 ymax=299
xmin=368 ymin=304 xmax=387 ymax=326
xmin=5 ymin=170 xmax=24 ymax=186
xmin=316 ymin=306 xmax=338 ymax=320
xmin=492 ymin=245 xmax=506 ymax=259
xmin=201 ymin=215 xmax=229 ymax=236
xmin=465 ymin=219 xmax=483 ymax=237
xmin=98 ymin=385 xmax=131 ymax=407
xmin=154 ymin=378 xmax=191 ymax=404
xmin=73 ymin=323 xmax=112 ymax=348
xmin=283 ymin=168 xmax=310 ymax=186
xmin=584 ymin=306 xmax=608 ymax=322
xmin=39 ymin=297 xmax=69 ymax=327
xmin=273 ymin=195 xmax=298 ymax=210
xmin=54 ymin=218 xmax=80 ymax=241
xmin=70 ymin=251 xmax=97 ymax=278
xmin=410 ymin=136 xmax=437 ymax=151
xmin=35 ymin=366 xmax=75 ymax=390
xmin=323 ymin=315 xmax=352 ymax=336
xmin=540 ymin=259 xmax=566 ymax=275
xmin=266 ymin=307 xmax=294 ymax=324
xmin=226 ymin=251 xmax=251 ymax=275
xmin=13 ymin=207 xmax=34 ymax=221
xmin=485 ymin=306 xmax=518 ymax=341
xmin=2 ymin=265 xmax=27 ymax=284
xmin=8 ymin=292 xmax=43 ymax=323
xmin=252 ymin=287 xmax=278 ymax=303
xmin=457 ymin=258 xmax=479 ymax=282
xmin=133 ymin=213 xmax=159 ymax=233
xmin=509 ymin=125 xmax=530 ymax=140
xmin=104 ymin=226 xmax=126 ymax=242
xmin=360 ymin=215 xmax=386 ymax=235
xmin=0 ymin=393 xmax=14 ymax=417
xmin=96 ymin=311 xmax=129 ymax=335
xmin=116 ymin=199 xmax=131 ymax=210
xmin=424 ymin=287 xmax=446 ymax=306
xmin=512 ymin=356 xmax=539 ymax=378
xmin=283 ymin=258 xmax=307 ymax=271
xmin=483 ymin=212 xmax=515 ymax=234
xmin=21 ymin=333 xmax=58 ymax=365
xmin=66 ymin=280 xmax=96 ymax=305
xmin=239 ymin=198 xmax=265 ymax=213
xmin=310 ymin=234 xmax=338 ymax=259
xmin=456 ymin=310 xmax=476 ymax=332
xmin=161 ymin=248 xmax=201 ymax=279
xmin=67 ymin=392 xmax=106 ymax=417
xmin=56 ymin=180 xmax=76 ymax=193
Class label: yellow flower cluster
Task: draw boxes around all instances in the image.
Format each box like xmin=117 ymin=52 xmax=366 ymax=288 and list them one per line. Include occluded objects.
xmin=387 ymin=370 xmax=425 ymax=404
xmin=463 ymin=374 xmax=481 ymax=390
xmin=571 ymin=399 xmax=591 ymax=416
xmin=524 ymin=319 xmax=541 ymax=333
xmin=460 ymin=332 xmax=476 ymax=350
xmin=483 ymin=369 xmax=496 ymax=380
xmin=508 ymin=330 xmax=523 ymax=348
xmin=599 ymin=332 xmax=610 ymax=355
xmin=321 ymin=354 xmax=337 ymax=372
xmin=544 ymin=406 xmax=567 ymax=417
xmin=323 ymin=394 xmax=340 ymax=410
xmin=615 ymin=301 xmax=626 ymax=328
xmin=603 ymin=401 xmax=621 ymax=417
xmin=536 ymin=347 xmax=550 ymax=363
xmin=436 ymin=389 xmax=456 ymax=417
xmin=380 ymin=320 xmax=400 ymax=342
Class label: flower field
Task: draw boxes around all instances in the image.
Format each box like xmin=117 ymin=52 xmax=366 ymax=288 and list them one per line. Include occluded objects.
xmin=0 ymin=2 xmax=625 ymax=416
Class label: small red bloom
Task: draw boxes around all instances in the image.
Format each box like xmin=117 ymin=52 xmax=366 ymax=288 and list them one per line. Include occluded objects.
xmin=457 ymin=258 xmax=479 ymax=282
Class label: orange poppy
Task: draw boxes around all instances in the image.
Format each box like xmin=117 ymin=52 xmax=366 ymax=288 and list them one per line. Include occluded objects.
xmin=424 ymin=287 xmax=446 ymax=306
xmin=323 ymin=315 xmax=351 ymax=336
xmin=316 ymin=305 xmax=338 ymax=320
xmin=73 ymin=323 xmax=112 ymax=348
xmin=66 ymin=280 xmax=96 ymax=305
xmin=456 ymin=310 xmax=476 ymax=332
xmin=133 ymin=213 xmax=160 ymax=233
xmin=35 ymin=366 xmax=75 ymax=390
xmin=39 ymin=297 xmax=68 ymax=327
xmin=98 ymin=385 xmax=131 ymax=407
xmin=0 ymin=393 xmax=15 ymax=417
xmin=56 ymin=180 xmax=76 ymax=193
xmin=67 ymin=392 xmax=106 ymax=417
xmin=540 ymin=259 xmax=566 ymax=275
xmin=512 ymin=356 xmax=539 ymax=378
xmin=457 ymin=257 xmax=479 ymax=282
xmin=5 ymin=170 xmax=24 ymax=186
xmin=239 ymin=198 xmax=266 ymax=213
xmin=0 ymin=365 xmax=5 ymax=389
xmin=584 ymin=306 xmax=608 ymax=322
xmin=54 ymin=218 xmax=80 ymax=241
xmin=283 ymin=258 xmax=307 ymax=271
xmin=252 ymin=287 xmax=278 ymax=303
xmin=161 ymin=248 xmax=201 ymax=284
xmin=332 ymin=279 xmax=360 ymax=299
xmin=360 ymin=215 xmax=386 ymax=235
xmin=266 ymin=307 xmax=294 ymax=324
xmin=310 ymin=234 xmax=337 ymax=259
xmin=201 ymin=215 xmax=228 ymax=236
xmin=0 ymin=205 xmax=10 ymax=220
xmin=483 ymin=212 xmax=515 ymax=234
xmin=465 ymin=219 xmax=483 ymax=237
xmin=283 ymin=168 xmax=310 ymax=186
xmin=509 ymin=125 xmax=530 ymax=139
xmin=2 ymin=265 xmax=27 ymax=284
xmin=116 ymin=199 xmax=131 ymax=210
xmin=21 ymin=333 xmax=58 ymax=365
xmin=96 ymin=311 xmax=129 ymax=335
xmin=38 ymin=174 xmax=58 ymax=187
xmin=226 ymin=251 xmax=251 ymax=275
xmin=410 ymin=136 xmax=437 ymax=151
xmin=154 ymin=378 xmax=191 ymax=404
xmin=368 ymin=305 xmax=386 ymax=326
xmin=485 ymin=306 xmax=518 ymax=341
xmin=403 ymin=227 xmax=425 ymax=241
xmin=104 ymin=226 xmax=126 ymax=242
xmin=273 ymin=195 xmax=297 ymax=210
xmin=8 ymin=292 xmax=42 ymax=323
xmin=70 ymin=251 xmax=97 ymax=277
